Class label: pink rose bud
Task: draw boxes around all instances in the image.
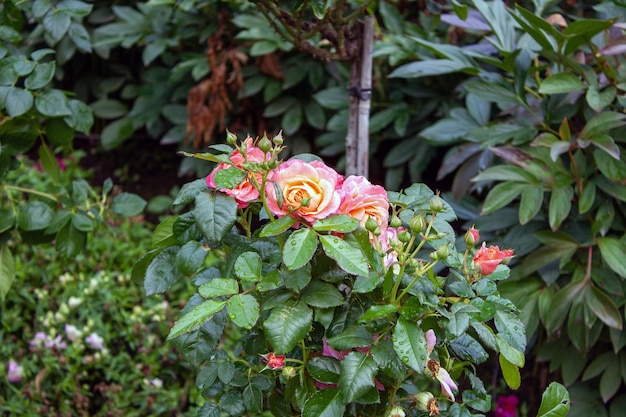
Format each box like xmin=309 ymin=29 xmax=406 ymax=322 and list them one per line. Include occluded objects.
xmin=464 ymin=227 xmax=480 ymax=247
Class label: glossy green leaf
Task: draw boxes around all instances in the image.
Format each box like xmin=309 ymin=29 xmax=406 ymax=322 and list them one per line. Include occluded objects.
xmin=588 ymin=134 xmax=621 ymax=160
xmin=199 ymin=278 xmax=239 ymax=298
xmin=38 ymin=140 xmax=60 ymax=183
xmin=393 ymin=318 xmax=427 ymax=373
xmin=312 ymin=214 xmax=360 ymax=233
xmin=71 ymin=212 xmax=93 ymax=232
xmin=259 ymin=214 xmax=296 ymax=237
xmin=302 ymin=388 xmax=345 ymax=417
xmin=35 ymin=89 xmax=72 ymax=117
xmin=548 ymin=186 xmax=573 ymax=231
xmin=499 ymin=354 xmax=521 ymax=389
xmin=301 ymin=280 xmax=344 ymax=308
xmin=494 ymin=309 xmax=526 ymax=352
xmin=319 ymin=235 xmax=369 ymax=277
xmin=586 ymin=86 xmax=616 ymax=112
xmin=213 ymin=167 xmax=246 ymax=190
xmin=263 ymin=301 xmax=312 ymax=354
xmin=539 ymin=73 xmax=586 ymax=94
xmin=168 ymin=300 xmax=227 ymax=340
xmin=227 ymin=293 xmax=259 ymax=329
xmin=18 ymin=201 xmax=53 ymax=231
xmin=537 ymin=382 xmax=570 ymax=417
xmin=43 ymin=9 xmax=71 ymax=42
xmin=46 ymin=117 xmax=75 ymax=146
xmin=327 ymin=326 xmax=372 ymax=351
xmin=390 ymin=59 xmax=474 ymax=78
xmin=597 ymin=237 xmax=626 ymax=278
xmin=6 ymin=87 xmax=33 ymax=117
xmin=585 ymin=285 xmax=622 ymax=329
xmin=338 ymin=352 xmax=378 ymax=403
xmin=151 ymin=216 xmax=177 ymax=248
xmin=144 ymin=246 xmax=182 ymax=295
xmin=307 ymin=356 xmax=341 ymax=384
xmin=359 ymin=305 xmax=398 ymax=323
xmin=55 ymin=222 xmax=86 ymax=259
xmin=234 ymin=251 xmax=262 ymax=281
xmin=0 ymin=246 xmax=15 ymax=301
xmin=283 ymin=228 xmax=317 ymax=270
xmin=176 ymin=241 xmax=207 ymax=276
xmin=112 ymin=192 xmax=146 ymax=216
xmin=495 ymin=334 xmax=525 ymax=367
xmin=581 ymin=112 xmax=626 ymax=138
xmin=193 ymin=191 xmax=237 ymax=243
xmin=519 ymin=185 xmax=543 ymax=224
xmin=481 ymin=182 xmax=526 ymax=215
xmin=579 ymin=182 xmax=596 ymax=214
xmin=25 ymin=62 xmax=55 ymax=90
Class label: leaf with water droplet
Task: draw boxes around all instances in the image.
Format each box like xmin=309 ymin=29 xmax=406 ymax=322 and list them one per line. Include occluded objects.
xmin=393 ymin=318 xmax=428 ymax=373
xmin=320 ymin=235 xmax=369 ymax=277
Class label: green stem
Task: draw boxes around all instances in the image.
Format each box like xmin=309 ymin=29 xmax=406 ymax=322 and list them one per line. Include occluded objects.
xmin=396 ymin=261 xmax=435 ymax=301
xmin=3 ymin=185 xmax=59 ymax=203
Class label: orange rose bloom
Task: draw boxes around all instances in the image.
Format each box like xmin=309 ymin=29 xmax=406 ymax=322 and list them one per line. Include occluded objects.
xmin=473 ymin=243 xmax=514 ymax=276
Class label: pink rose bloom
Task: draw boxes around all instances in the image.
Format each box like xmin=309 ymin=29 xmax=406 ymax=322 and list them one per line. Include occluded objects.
xmin=265 ymin=159 xmax=343 ymax=223
xmin=377 ymin=227 xmax=400 ymax=267
xmin=338 ymin=176 xmax=389 ymax=229
xmin=473 ymin=243 xmax=514 ymax=276
xmin=6 ymin=360 xmax=23 ymax=383
xmin=261 ymin=352 xmax=285 ymax=369
xmin=206 ymin=137 xmax=269 ymax=208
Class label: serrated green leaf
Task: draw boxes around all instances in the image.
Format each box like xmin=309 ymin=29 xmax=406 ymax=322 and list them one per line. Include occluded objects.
xmin=495 ymin=334 xmax=525 ymax=367
xmin=393 ymin=318 xmax=427 ymax=373
xmin=307 ymin=356 xmax=341 ymax=384
xmin=283 ymin=228 xmax=317 ymax=270
xmin=112 ymin=192 xmax=146 ymax=216
xmin=214 ymin=166 xmax=246 ymax=190
xmin=302 ymin=388 xmax=345 ymax=417
xmin=359 ymin=305 xmax=398 ymax=323
xmin=338 ymin=352 xmax=378 ymax=403
xmin=168 ymin=300 xmax=227 ymax=340
xmin=38 ymin=140 xmax=60 ymax=183
xmin=259 ymin=215 xmax=296 ymax=237
xmin=585 ymin=285 xmax=622 ymax=329
xmin=227 ymin=293 xmax=259 ymax=329
xmin=313 ymin=214 xmax=360 ymax=233
xmin=494 ymin=309 xmax=526 ymax=352
xmin=144 ymin=246 xmax=182 ymax=296
xmin=35 ymin=89 xmax=71 ymax=116
xmin=319 ymin=235 xmax=368 ymax=277
xmin=301 ymin=280 xmax=344 ymax=308
xmin=537 ymin=382 xmax=570 ymax=417
xmin=199 ymin=278 xmax=239 ymax=298
xmin=548 ymin=186 xmax=573 ymax=231
xmin=481 ymin=182 xmax=526 ymax=215
xmin=234 ymin=251 xmax=262 ymax=281
xmin=327 ymin=326 xmax=372 ymax=351
xmin=264 ymin=301 xmax=312 ymax=354
xmin=193 ymin=191 xmax=237 ymax=243
xmin=176 ymin=240 xmax=207 ymax=276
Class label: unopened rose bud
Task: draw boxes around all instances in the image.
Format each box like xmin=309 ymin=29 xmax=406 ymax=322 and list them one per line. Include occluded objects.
xmin=436 ymin=245 xmax=449 ymax=260
xmin=258 ymin=134 xmax=272 ymax=153
xmin=398 ymin=230 xmax=411 ymax=243
xmin=385 ymin=405 xmax=406 ymax=417
xmin=226 ymin=130 xmax=237 ymax=145
xmin=429 ymin=196 xmax=444 ymax=212
xmin=390 ymin=215 xmax=402 ymax=228
xmin=272 ymin=132 xmax=284 ymax=145
xmin=414 ymin=392 xmax=440 ymax=415
xmin=365 ymin=217 xmax=379 ymax=232
xmin=464 ymin=227 xmax=479 ymax=247
xmin=409 ymin=214 xmax=426 ymax=234
xmin=281 ymin=366 xmax=297 ymax=379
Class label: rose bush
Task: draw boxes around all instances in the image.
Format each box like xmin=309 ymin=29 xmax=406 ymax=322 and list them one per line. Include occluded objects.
xmin=135 ymin=132 xmax=570 ymax=416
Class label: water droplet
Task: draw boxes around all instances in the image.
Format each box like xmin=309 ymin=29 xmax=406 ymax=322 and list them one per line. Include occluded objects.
xmin=419 ymin=355 xmax=426 ymax=361
xmin=338 ymin=245 xmax=343 ymax=249
xmin=333 ymin=238 xmax=339 ymax=243
xmin=402 ymin=356 xmax=409 ymax=363
xmin=291 ymin=240 xmax=297 ymax=245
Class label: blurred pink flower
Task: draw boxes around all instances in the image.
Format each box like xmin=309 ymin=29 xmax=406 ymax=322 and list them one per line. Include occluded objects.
xmin=265 ymin=159 xmax=343 ymax=223
xmin=6 ymin=360 xmax=23 ymax=383
xmin=338 ymin=175 xmax=389 ymax=229
xmin=45 ymin=335 xmax=67 ymax=350
xmin=495 ymin=395 xmax=519 ymax=417
xmin=377 ymin=227 xmax=400 ymax=267
xmin=65 ymin=324 xmax=82 ymax=341
xmin=85 ymin=332 xmax=104 ymax=350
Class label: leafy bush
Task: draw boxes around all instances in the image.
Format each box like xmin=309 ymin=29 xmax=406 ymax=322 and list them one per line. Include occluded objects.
xmin=0 ymin=155 xmax=199 ymax=416
xmin=389 ymin=1 xmax=626 ymax=415
xmin=134 ymin=132 xmax=570 ymax=416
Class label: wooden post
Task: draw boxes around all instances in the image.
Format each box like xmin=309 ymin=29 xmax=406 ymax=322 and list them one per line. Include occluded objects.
xmin=346 ymin=16 xmax=374 ymax=178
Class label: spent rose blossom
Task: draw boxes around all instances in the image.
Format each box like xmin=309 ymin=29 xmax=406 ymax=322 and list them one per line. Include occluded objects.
xmin=265 ymin=159 xmax=343 ymax=223
xmin=206 ymin=136 xmax=270 ymax=208
xmin=6 ymin=360 xmax=23 ymax=383
xmin=473 ymin=243 xmax=514 ymax=276
xmin=425 ymin=329 xmax=458 ymax=401
xmin=261 ymin=352 xmax=285 ymax=369
xmin=338 ymin=175 xmax=389 ymax=228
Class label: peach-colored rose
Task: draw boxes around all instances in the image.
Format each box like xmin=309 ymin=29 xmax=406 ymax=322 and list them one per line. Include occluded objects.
xmin=265 ymin=159 xmax=342 ymax=223
xmin=206 ymin=137 xmax=269 ymax=208
xmin=473 ymin=243 xmax=514 ymax=276
xmin=338 ymin=175 xmax=389 ymax=229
